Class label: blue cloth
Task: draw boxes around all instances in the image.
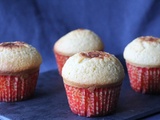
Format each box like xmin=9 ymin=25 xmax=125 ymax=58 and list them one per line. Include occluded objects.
xmin=0 ymin=0 xmax=160 ymax=73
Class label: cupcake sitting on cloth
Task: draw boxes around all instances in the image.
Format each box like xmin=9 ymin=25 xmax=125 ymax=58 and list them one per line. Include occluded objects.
xmin=62 ymin=51 xmax=125 ymax=117
xmin=123 ymin=36 xmax=160 ymax=94
xmin=0 ymin=41 xmax=42 ymax=102
xmin=53 ymin=29 xmax=103 ymax=75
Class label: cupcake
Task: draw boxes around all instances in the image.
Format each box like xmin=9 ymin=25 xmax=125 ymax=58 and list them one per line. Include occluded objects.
xmin=123 ymin=36 xmax=160 ymax=94
xmin=62 ymin=51 xmax=125 ymax=117
xmin=53 ymin=29 xmax=103 ymax=75
xmin=0 ymin=41 xmax=42 ymax=102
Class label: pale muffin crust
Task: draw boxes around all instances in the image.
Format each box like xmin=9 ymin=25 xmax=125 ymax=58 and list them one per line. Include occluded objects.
xmin=0 ymin=41 xmax=42 ymax=74
xmin=54 ymin=29 xmax=104 ymax=56
xmin=62 ymin=51 xmax=125 ymax=88
xmin=123 ymin=36 xmax=160 ymax=67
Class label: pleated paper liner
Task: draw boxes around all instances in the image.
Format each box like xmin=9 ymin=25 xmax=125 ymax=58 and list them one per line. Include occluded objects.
xmin=54 ymin=51 xmax=69 ymax=75
xmin=64 ymin=83 xmax=121 ymax=117
xmin=0 ymin=70 xmax=39 ymax=102
xmin=126 ymin=62 xmax=160 ymax=94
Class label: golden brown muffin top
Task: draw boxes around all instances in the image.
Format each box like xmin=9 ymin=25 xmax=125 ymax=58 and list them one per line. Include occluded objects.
xmin=62 ymin=51 xmax=125 ymax=88
xmin=0 ymin=41 xmax=42 ymax=74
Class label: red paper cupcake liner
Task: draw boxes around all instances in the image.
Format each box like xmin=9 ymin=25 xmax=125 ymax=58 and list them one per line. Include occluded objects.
xmin=126 ymin=62 xmax=160 ymax=94
xmin=0 ymin=71 xmax=39 ymax=102
xmin=64 ymin=83 xmax=121 ymax=117
xmin=54 ymin=51 xmax=70 ymax=75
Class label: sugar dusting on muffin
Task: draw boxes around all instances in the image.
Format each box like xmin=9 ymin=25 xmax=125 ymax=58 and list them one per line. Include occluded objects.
xmin=139 ymin=36 xmax=159 ymax=42
xmin=0 ymin=41 xmax=29 ymax=48
xmin=80 ymin=51 xmax=109 ymax=59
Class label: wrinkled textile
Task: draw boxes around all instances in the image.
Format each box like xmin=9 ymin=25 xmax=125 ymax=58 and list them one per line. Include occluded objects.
xmin=0 ymin=0 xmax=160 ymax=72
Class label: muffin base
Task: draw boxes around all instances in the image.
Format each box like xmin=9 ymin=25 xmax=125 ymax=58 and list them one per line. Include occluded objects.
xmin=126 ymin=62 xmax=160 ymax=94
xmin=0 ymin=70 xmax=39 ymax=102
xmin=54 ymin=51 xmax=70 ymax=75
xmin=64 ymin=83 xmax=121 ymax=117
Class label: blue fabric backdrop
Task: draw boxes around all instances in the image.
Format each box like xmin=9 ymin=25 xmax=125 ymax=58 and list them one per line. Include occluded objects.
xmin=0 ymin=0 xmax=160 ymax=73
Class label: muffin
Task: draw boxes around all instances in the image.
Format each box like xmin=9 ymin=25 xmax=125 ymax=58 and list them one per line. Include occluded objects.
xmin=62 ymin=51 xmax=125 ymax=117
xmin=123 ymin=36 xmax=160 ymax=94
xmin=53 ymin=29 xmax=103 ymax=75
xmin=0 ymin=41 xmax=42 ymax=102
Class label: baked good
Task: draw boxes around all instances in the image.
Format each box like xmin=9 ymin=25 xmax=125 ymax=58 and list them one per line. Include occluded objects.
xmin=62 ymin=51 xmax=125 ymax=117
xmin=123 ymin=36 xmax=160 ymax=94
xmin=53 ymin=29 xmax=103 ymax=75
xmin=0 ymin=41 xmax=42 ymax=102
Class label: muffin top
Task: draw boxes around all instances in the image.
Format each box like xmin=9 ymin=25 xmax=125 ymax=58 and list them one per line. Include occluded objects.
xmin=54 ymin=29 xmax=103 ymax=56
xmin=62 ymin=51 xmax=125 ymax=88
xmin=123 ymin=36 xmax=160 ymax=67
xmin=0 ymin=41 xmax=42 ymax=73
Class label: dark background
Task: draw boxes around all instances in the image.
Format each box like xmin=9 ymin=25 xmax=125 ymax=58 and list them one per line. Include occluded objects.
xmin=0 ymin=0 xmax=160 ymax=73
